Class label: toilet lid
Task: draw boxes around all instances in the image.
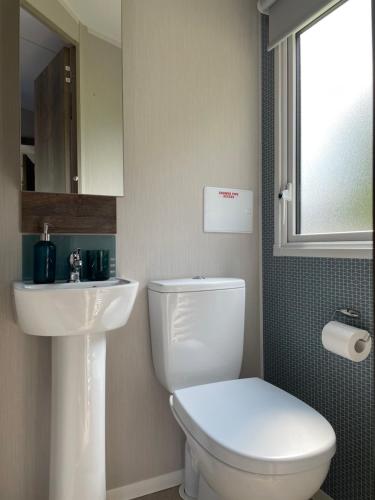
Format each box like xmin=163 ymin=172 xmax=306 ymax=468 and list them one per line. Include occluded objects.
xmin=171 ymin=378 xmax=336 ymax=475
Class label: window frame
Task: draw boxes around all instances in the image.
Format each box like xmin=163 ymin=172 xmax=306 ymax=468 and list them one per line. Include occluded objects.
xmin=273 ymin=3 xmax=373 ymax=259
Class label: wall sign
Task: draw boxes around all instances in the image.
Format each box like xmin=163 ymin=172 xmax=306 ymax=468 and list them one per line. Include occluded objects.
xmin=204 ymin=186 xmax=253 ymax=233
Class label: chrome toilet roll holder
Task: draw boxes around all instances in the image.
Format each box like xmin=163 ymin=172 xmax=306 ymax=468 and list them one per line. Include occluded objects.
xmin=331 ymin=308 xmax=360 ymax=320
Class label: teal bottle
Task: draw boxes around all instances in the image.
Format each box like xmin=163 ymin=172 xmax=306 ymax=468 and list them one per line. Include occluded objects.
xmin=33 ymin=223 xmax=56 ymax=284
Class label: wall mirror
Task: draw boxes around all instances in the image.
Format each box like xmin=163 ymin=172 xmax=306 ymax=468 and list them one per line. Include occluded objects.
xmin=20 ymin=0 xmax=124 ymax=197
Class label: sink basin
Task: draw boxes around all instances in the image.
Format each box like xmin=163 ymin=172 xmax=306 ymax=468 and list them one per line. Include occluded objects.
xmin=13 ymin=277 xmax=138 ymax=500
xmin=14 ymin=278 xmax=138 ymax=337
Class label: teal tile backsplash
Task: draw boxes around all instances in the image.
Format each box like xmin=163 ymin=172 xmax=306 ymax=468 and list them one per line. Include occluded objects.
xmin=23 ymin=235 xmax=116 ymax=282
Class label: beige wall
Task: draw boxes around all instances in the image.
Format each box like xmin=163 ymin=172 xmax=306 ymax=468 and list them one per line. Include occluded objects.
xmin=0 ymin=0 xmax=260 ymax=496
xmin=108 ymin=0 xmax=260 ymax=489
xmin=0 ymin=1 xmax=50 ymax=499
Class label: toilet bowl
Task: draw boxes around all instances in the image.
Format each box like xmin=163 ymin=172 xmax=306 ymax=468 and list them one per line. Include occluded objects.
xmin=170 ymin=378 xmax=336 ymax=500
xmin=147 ymin=278 xmax=336 ymax=500
xmin=182 ymin=437 xmax=331 ymax=500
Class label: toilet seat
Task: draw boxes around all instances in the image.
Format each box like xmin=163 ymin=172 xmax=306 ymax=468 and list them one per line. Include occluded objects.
xmin=171 ymin=378 xmax=336 ymax=476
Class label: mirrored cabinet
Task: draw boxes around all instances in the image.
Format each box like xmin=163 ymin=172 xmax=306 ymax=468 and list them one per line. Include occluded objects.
xmin=20 ymin=1 xmax=124 ymax=197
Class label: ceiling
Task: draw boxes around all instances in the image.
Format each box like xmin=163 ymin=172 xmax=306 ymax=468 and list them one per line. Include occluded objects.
xmin=20 ymin=8 xmax=67 ymax=111
xmin=58 ymin=0 xmax=122 ymax=46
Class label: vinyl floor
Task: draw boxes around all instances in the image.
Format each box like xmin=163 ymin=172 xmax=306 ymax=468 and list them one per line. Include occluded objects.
xmin=137 ymin=487 xmax=181 ymax=500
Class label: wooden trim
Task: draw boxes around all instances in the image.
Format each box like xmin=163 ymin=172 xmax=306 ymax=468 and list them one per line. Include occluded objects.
xmin=22 ymin=192 xmax=116 ymax=234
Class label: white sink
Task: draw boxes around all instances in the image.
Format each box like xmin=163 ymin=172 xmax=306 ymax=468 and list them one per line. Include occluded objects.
xmin=13 ymin=278 xmax=138 ymax=500
xmin=14 ymin=278 xmax=138 ymax=336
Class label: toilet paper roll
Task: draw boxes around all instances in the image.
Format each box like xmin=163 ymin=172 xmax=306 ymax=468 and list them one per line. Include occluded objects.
xmin=322 ymin=321 xmax=372 ymax=362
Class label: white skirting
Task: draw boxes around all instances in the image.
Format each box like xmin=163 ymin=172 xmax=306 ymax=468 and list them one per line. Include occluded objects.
xmin=107 ymin=470 xmax=184 ymax=500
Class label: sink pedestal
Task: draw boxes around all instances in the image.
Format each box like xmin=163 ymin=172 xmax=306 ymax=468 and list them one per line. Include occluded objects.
xmin=50 ymin=333 xmax=107 ymax=500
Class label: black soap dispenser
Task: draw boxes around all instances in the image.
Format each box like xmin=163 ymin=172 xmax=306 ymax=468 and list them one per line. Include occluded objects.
xmin=33 ymin=223 xmax=56 ymax=284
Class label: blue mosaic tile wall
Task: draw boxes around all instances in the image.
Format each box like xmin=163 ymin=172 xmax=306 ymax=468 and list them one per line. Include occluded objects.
xmin=22 ymin=234 xmax=116 ymax=282
xmin=261 ymin=16 xmax=374 ymax=500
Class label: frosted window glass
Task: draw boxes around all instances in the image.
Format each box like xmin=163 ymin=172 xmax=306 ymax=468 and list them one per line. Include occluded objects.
xmin=297 ymin=0 xmax=373 ymax=235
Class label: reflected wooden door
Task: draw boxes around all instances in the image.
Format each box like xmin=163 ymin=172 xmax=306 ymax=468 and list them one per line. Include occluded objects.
xmin=34 ymin=47 xmax=77 ymax=193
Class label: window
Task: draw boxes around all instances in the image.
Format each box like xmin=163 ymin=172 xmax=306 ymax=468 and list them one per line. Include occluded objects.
xmin=274 ymin=0 xmax=373 ymax=258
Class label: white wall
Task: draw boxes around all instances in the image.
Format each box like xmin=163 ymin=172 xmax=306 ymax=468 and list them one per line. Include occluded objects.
xmin=107 ymin=0 xmax=261 ymax=489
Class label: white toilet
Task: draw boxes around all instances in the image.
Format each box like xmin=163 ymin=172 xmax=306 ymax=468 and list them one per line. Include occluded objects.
xmin=148 ymin=278 xmax=336 ymax=500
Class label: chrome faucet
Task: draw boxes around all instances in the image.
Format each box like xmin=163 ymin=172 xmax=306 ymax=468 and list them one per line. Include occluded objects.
xmin=68 ymin=248 xmax=82 ymax=283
